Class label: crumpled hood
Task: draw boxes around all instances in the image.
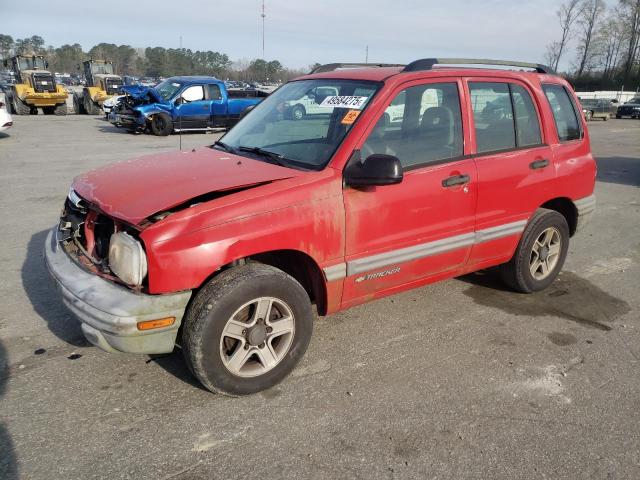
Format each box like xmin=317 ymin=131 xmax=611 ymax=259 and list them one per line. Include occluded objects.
xmin=121 ymin=84 xmax=163 ymax=103
xmin=72 ymin=147 xmax=303 ymax=226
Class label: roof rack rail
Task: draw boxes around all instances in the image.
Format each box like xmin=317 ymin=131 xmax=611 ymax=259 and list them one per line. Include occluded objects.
xmin=402 ymin=58 xmax=555 ymax=74
xmin=310 ymin=63 xmax=405 ymax=74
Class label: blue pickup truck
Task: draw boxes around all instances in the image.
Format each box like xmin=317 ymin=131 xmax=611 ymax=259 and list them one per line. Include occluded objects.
xmin=109 ymin=76 xmax=268 ymax=135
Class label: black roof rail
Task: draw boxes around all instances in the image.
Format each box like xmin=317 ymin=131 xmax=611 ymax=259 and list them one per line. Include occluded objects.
xmin=402 ymin=58 xmax=556 ymax=74
xmin=310 ymin=63 xmax=405 ymax=74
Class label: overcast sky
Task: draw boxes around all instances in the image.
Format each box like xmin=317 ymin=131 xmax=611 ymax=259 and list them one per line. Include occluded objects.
xmin=3 ymin=0 xmax=583 ymax=70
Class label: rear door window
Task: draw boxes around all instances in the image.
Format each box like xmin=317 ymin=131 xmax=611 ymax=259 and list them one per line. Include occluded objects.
xmin=542 ymin=84 xmax=581 ymax=142
xmin=511 ymin=84 xmax=542 ymax=147
xmin=469 ymin=82 xmax=516 ymax=153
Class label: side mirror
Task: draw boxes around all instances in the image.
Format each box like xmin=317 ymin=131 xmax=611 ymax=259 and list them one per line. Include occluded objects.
xmin=344 ymin=153 xmax=403 ymax=187
xmin=174 ymin=96 xmax=184 ymax=106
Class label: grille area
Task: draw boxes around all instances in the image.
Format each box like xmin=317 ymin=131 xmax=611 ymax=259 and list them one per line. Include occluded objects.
xmin=32 ymin=74 xmax=56 ymax=93
xmin=105 ymin=78 xmax=123 ymax=96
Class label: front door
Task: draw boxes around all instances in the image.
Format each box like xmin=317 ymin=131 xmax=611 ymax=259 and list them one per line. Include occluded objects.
xmin=342 ymin=79 xmax=477 ymax=308
xmin=175 ymin=84 xmax=210 ymax=129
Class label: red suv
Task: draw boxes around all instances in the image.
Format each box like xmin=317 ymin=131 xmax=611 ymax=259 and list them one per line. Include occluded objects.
xmin=46 ymin=58 xmax=596 ymax=395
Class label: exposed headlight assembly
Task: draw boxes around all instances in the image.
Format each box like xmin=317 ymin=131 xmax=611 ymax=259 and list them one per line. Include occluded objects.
xmin=109 ymin=232 xmax=148 ymax=286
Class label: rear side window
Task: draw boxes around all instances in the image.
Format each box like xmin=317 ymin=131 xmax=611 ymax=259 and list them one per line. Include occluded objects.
xmin=207 ymin=84 xmax=222 ymax=100
xmin=470 ymin=82 xmax=515 ymax=153
xmin=511 ymin=85 xmax=542 ymax=147
xmin=543 ymin=85 xmax=581 ymax=142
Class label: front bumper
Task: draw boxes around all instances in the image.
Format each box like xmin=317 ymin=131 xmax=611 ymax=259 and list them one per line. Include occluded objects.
xmin=44 ymin=228 xmax=192 ymax=354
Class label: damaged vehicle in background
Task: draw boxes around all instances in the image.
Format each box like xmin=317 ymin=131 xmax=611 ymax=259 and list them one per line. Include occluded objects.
xmin=46 ymin=58 xmax=596 ymax=396
xmin=108 ymin=76 xmax=268 ymax=135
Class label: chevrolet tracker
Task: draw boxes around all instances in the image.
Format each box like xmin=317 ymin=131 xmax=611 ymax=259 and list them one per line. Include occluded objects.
xmin=46 ymin=58 xmax=596 ymax=395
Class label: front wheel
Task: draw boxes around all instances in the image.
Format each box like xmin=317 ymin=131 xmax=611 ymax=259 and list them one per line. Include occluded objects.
xmin=499 ymin=209 xmax=569 ymax=293
xmin=585 ymin=111 xmax=593 ymax=121
xmin=150 ymin=113 xmax=172 ymax=136
xmin=181 ymin=263 xmax=313 ymax=396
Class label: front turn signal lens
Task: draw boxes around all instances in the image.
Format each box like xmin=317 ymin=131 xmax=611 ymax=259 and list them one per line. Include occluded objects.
xmin=137 ymin=317 xmax=175 ymax=331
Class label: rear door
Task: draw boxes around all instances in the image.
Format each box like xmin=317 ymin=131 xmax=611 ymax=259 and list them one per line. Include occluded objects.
xmin=465 ymin=78 xmax=555 ymax=268
xmin=342 ymin=78 xmax=477 ymax=308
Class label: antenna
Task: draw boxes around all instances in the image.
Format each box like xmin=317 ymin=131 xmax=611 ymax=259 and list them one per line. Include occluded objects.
xmin=365 ymin=45 xmax=368 ymax=63
xmin=261 ymin=0 xmax=266 ymax=59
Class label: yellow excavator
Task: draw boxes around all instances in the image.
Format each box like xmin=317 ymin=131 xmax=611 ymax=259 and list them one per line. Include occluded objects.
xmin=74 ymin=60 xmax=123 ymax=115
xmin=4 ymin=55 xmax=68 ymax=115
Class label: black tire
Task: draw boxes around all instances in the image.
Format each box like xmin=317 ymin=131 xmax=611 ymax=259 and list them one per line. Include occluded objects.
xmin=182 ymin=263 xmax=313 ymax=396
xmin=74 ymin=95 xmax=86 ymax=114
xmin=54 ymin=103 xmax=67 ymax=116
xmin=83 ymin=93 xmax=100 ymax=115
xmin=11 ymin=90 xmax=31 ymax=115
xmin=499 ymin=209 xmax=570 ymax=293
xmin=150 ymin=113 xmax=173 ymax=136
xmin=5 ymin=93 xmax=15 ymax=114
xmin=291 ymin=104 xmax=305 ymax=120
xmin=42 ymin=106 xmax=55 ymax=115
xmin=616 ymin=115 xmax=621 ymax=119
xmin=30 ymin=107 xmax=38 ymax=115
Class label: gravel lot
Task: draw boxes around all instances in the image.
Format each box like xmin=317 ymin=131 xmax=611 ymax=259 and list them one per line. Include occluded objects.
xmin=0 ymin=114 xmax=639 ymax=480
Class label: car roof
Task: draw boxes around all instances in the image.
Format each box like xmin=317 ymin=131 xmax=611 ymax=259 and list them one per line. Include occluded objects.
xmin=301 ymin=67 xmax=559 ymax=85
xmin=167 ymin=76 xmax=221 ymax=84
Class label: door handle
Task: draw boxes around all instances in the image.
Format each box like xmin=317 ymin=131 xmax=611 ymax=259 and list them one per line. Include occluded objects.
xmin=530 ymin=159 xmax=550 ymax=169
xmin=442 ymin=174 xmax=470 ymax=187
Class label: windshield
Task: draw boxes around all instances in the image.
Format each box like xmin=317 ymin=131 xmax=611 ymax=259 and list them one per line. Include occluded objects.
xmin=154 ymin=79 xmax=183 ymax=101
xmin=18 ymin=57 xmax=47 ymax=70
xmin=91 ymin=63 xmax=114 ymax=75
xmin=220 ymin=79 xmax=381 ymax=170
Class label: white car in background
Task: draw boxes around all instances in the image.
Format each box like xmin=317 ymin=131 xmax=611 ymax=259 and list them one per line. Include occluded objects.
xmin=102 ymin=95 xmax=124 ymax=116
xmin=0 ymin=100 xmax=13 ymax=133
xmin=286 ymin=86 xmax=339 ymax=120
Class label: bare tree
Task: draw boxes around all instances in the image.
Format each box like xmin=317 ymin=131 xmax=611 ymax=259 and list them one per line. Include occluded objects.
xmin=597 ymin=13 xmax=625 ymax=78
xmin=575 ymin=0 xmax=606 ymax=75
xmin=619 ymin=0 xmax=640 ymax=79
xmin=546 ymin=0 xmax=585 ymax=71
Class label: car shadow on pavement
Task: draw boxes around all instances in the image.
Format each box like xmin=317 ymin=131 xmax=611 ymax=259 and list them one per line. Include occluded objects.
xmin=595 ymin=156 xmax=640 ymax=187
xmin=21 ymin=229 xmax=87 ymax=347
xmin=0 ymin=340 xmax=19 ymax=480
xmin=148 ymin=351 xmax=209 ymax=392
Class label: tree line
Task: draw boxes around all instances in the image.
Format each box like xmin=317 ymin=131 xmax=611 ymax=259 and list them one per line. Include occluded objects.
xmin=0 ymin=34 xmax=307 ymax=82
xmin=545 ymin=0 xmax=640 ymax=91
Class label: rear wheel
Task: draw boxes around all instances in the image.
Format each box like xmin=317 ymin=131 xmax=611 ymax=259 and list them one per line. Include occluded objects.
xmin=74 ymin=94 xmax=86 ymax=114
xmin=182 ymin=263 xmax=313 ymax=396
xmin=54 ymin=103 xmax=67 ymax=116
xmin=83 ymin=93 xmax=100 ymax=115
xmin=150 ymin=113 xmax=172 ymax=136
xmin=585 ymin=110 xmax=593 ymax=121
xmin=291 ymin=104 xmax=305 ymax=120
xmin=499 ymin=209 xmax=569 ymax=293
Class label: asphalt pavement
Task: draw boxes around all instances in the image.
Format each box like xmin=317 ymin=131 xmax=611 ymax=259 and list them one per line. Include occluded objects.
xmin=0 ymin=114 xmax=639 ymax=479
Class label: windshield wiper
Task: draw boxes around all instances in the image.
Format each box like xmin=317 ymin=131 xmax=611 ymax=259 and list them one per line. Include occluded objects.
xmin=237 ymin=146 xmax=291 ymax=168
xmin=212 ymin=140 xmax=236 ymax=153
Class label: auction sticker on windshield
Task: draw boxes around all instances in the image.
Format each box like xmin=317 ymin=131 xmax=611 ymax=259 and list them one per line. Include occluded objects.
xmin=320 ymin=96 xmax=369 ymax=109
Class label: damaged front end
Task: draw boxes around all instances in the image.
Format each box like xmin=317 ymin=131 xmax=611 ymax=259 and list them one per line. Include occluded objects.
xmin=108 ymin=85 xmax=165 ymax=130
xmin=58 ymin=188 xmax=147 ymax=290
xmin=45 ymin=189 xmax=192 ymax=354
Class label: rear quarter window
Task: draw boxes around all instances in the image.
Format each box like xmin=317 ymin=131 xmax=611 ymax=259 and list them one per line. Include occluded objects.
xmin=543 ymin=84 xmax=581 ymax=142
